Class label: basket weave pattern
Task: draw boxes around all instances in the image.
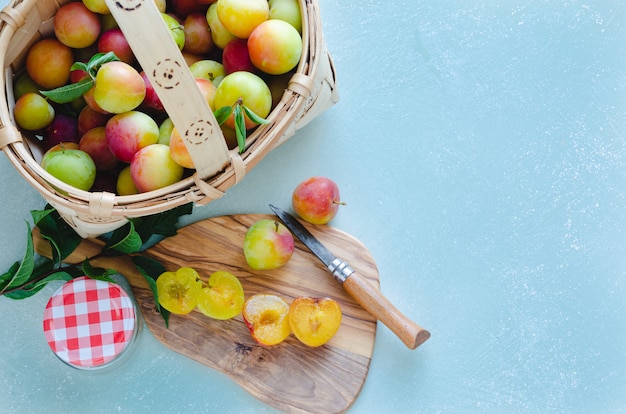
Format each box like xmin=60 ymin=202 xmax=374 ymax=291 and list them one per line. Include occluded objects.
xmin=0 ymin=0 xmax=338 ymax=237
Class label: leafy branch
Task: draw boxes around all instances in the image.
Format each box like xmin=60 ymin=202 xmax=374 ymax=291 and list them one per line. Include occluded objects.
xmin=0 ymin=203 xmax=193 ymax=326
xmin=214 ymin=97 xmax=270 ymax=154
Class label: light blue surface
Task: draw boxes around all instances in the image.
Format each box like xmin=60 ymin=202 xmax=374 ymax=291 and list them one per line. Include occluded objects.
xmin=1 ymin=1 xmax=626 ymax=413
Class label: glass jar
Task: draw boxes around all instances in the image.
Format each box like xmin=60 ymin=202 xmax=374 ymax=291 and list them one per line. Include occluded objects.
xmin=42 ymin=276 xmax=140 ymax=370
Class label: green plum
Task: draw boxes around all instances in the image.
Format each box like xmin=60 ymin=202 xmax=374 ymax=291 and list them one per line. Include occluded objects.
xmin=13 ymin=93 xmax=55 ymax=131
xmin=213 ymin=71 xmax=272 ymax=130
xmin=269 ymin=0 xmax=302 ymax=33
xmin=162 ymin=12 xmax=185 ymax=50
xmin=41 ymin=146 xmax=97 ymax=191
xmin=243 ymin=219 xmax=294 ymax=270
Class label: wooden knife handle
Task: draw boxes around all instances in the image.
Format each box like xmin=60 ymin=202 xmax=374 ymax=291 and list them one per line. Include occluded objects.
xmin=342 ymin=271 xmax=430 ymax=350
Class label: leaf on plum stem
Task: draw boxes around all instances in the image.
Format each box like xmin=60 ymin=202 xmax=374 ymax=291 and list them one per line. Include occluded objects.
xmin=85 ymin=51 xmax=120 ymax=72
xmin=40 ymin=78 xmax=94 ymax=104
xmin=243 ymin=106 xmax=270 ymax=126
xmin=70 ymin=61 xmax=89 ymax=73
xmin=233 ymin=104 xmax=246 ymax=153
xmin=214 ymin=105 xmax=232 ymax=125
xmin=213 ymin=103 xmax=270 ymax=154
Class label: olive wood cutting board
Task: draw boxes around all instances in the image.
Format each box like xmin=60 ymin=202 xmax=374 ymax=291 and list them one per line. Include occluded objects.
xmin=34 ymin=214 xmax=378 ymax=414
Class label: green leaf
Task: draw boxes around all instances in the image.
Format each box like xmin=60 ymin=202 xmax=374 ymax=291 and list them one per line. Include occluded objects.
xmin=234 ymin=104 xmax=246 ymax=153
xmin=131 ymin=255 xmax=166 ymax=284
xmin=31 ymin=255 xmax=56 ymax=279
xmin=3 ymin=203 xmax=190 ymax=302
xmin=131 ymin=255 xmax=170 ymax=327
xmin=97 ymin=204 xmax=192 ymax=252
xmin=4 ymin=271 xmax=73 ymax=300
xmin=82 ymin=259 xmax=116 ymax=283
xmin=33 ymin=207 xmax=82 ymax=264
xmin=0 ymin=261 xmax=20 ymax=293
xmin=243 ymin=105 xmax=270 ymax=125
xmin=1 ymin=223 xmax=36 ymax=294
xmin=70 ymin=61 xmax=89 ymax=73
xmin=104 ymin=221 xmax=143 ymax=254
xmin=213 ymin=105 xmax=232 ymax=125
xmin=64 ymin=265 xmax=86 ymax=279
xmin=85 ymin=51 xmax=120 ymax=73
xmin=131 ymin=203 xmax=193 ymax=246
xmin=2 ymin=256 xmax=55 ymax=298
xmin=31 ymin=207 xmax=55 ymax=224
xmin=40 ymin=78 xmax=94 ymax=104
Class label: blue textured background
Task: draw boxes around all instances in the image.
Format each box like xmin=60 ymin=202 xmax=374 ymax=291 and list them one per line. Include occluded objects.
xmin=1 ymin=1 xmax=625 ymax=412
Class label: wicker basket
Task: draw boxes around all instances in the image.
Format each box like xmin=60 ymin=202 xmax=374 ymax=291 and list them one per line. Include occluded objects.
xmin=0 ymin=0 xmax=338 ymax=237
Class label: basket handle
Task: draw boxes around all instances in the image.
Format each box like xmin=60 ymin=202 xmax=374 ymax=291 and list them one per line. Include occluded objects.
xmin=103 ymin=0 xmax=230 ymax=180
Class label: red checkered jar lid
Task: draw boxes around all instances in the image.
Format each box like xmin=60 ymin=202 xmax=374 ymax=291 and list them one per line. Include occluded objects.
xmin=43 ymin=276 xmax=137 ymax=369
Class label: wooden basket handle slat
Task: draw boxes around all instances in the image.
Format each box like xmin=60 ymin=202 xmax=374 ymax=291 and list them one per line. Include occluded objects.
xmin=103 ymin=0 xmax=230 ymax=180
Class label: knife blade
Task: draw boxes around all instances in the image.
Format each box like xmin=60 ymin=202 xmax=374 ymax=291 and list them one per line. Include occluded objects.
xmin=269 ymin=204 xmax=430 ymax=350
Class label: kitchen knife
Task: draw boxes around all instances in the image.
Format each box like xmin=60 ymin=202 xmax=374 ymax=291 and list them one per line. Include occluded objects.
xmin=269 ymin=204 xmax=430 ymax=350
